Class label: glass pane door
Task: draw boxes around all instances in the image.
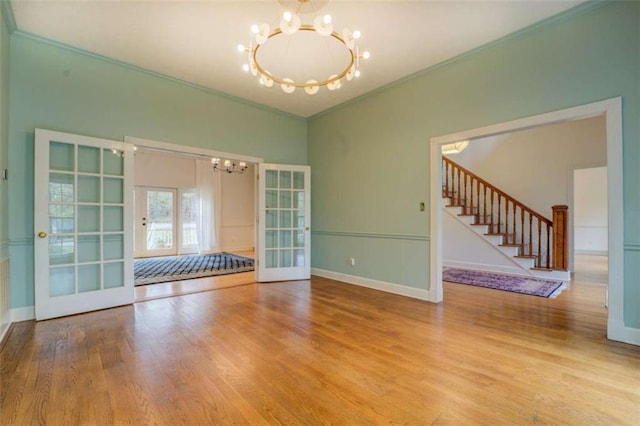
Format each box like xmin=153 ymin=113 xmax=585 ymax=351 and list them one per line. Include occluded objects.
xmin=257 ymin=163 xmax=310 ymax=282
xmin=146 ymin=189 xmax=177 ymax=255
xmin=134 ymin=187 xmax=178 ymax=258
xmin=34 ymin=129 xmax=133 ymax=320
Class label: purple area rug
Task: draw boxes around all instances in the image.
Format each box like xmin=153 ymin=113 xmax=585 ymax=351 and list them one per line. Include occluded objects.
xmin=442 ymin=267 xmax=566 ymax=298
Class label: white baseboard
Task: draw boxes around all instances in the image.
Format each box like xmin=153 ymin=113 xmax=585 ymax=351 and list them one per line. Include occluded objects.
xmin=608 ymin=319 xmax=640 ymax=346
xmin=0 ymin=322 xmax=11 ymax=344
xmin=1 ymin=306 xmax=36 ymax=341
xmin=11 ymin=306 xmax=35 ymax=322
xmin=443 ymin=260 xmax=531 ymax=277
xmin=221 ymin=246 xmax=255 ymax=253
xmin=575 ymin=250 xmax=608 ymax=256
xmin=311 ymin=268 xmax=433 ymax=302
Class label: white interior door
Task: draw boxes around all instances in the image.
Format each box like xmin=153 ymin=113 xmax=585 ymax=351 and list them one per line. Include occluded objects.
xmin=257 ymin=163 xmax=310 ymax=282
xmin=34 ymin=129 xmax=134 ymax=320
xmin=134 ymin=186 xmax=178 ymax=258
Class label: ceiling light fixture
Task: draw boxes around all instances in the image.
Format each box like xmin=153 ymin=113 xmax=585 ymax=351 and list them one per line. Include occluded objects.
xmin=237 ymin=0 xmax=370 ymax=95
xmin=211 ymin=158 xmax=249 ymax=174
xmin=441 ymin=141 xmax=470 ymax=155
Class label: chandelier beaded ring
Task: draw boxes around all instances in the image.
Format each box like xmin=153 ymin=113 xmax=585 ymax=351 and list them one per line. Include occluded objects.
xmin=237 ymin=1 xmax=369 ymax=95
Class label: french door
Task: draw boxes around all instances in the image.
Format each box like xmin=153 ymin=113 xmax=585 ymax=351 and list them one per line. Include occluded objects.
xmin=257 ymin=163 xmax=310 ymax=282
xmin=134 ymin=187 xmax=178 ymax=258
xmin=34 ymin=129 xmax=134 ymax=320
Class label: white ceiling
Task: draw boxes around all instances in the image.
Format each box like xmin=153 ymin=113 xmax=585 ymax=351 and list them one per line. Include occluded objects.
xmin=11 ymin=0 xmax=583 ymax=118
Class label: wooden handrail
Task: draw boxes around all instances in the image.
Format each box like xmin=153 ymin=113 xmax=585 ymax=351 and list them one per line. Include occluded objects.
xmin=442 ymin=156 xmax=567 ymax=271
xmin=442 ymin=157 xmax=551 ymax=227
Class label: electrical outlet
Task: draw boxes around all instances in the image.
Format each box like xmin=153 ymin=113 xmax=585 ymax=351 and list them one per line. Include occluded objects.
xmin=349 ymin=257 xmax=355 ymax=267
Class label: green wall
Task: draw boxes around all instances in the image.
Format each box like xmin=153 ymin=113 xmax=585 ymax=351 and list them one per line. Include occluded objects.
xmin=0 ymin=3 xmax=9 ymax=258
xmin=308 ymin=1 xmax=640 ymax=327
xmin=8 ymin=34 xmax=307 ymax=308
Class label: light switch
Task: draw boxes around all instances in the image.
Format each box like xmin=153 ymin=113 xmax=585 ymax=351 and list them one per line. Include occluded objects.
xmin=419 ymin=202 xmax=425 ymax=212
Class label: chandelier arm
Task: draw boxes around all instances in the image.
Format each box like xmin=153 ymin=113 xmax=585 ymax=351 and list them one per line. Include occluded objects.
xmin=252 ymin=25 xmax=355 ymax=88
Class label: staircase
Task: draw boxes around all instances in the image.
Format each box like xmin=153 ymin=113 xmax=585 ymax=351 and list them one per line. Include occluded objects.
xmin=442 ymin=156 xmax=570 ymax=281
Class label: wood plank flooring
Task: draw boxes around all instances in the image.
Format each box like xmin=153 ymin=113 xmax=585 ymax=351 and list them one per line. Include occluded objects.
xmin=1 ymin=276 xmax=639 ymax=425
xmin=134 ymin=271 xmax=255 ymax=302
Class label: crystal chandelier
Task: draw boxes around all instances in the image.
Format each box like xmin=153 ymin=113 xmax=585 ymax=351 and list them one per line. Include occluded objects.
xmin=237 ymin=0 xmax=370 ymax=95
xmin=211 ymin=158 xmax=248 ymax=174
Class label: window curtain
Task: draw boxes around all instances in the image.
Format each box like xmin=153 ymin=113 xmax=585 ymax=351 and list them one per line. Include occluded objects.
xmin=195 ymin=158 xmax=221 ymax=253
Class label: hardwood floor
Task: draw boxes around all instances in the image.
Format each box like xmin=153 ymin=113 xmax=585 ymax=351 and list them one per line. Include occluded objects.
xmin=2 ymin=276 xmax=639 ymax=424
xmin=574 ymin=253 xmax=608 ymax=285
xmin=134 ymin=271 xmax=255 ymax=302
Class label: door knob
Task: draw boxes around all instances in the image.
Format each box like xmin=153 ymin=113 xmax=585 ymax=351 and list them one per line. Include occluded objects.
xmin=305 ymin=227 xmax=310 ymax=231
xmin=37 ymin=231 xmax=47 ymax=238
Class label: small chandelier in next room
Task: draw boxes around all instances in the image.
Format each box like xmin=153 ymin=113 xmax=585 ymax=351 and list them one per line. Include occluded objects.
xmin=236 ymin=0 xmax=370 ymax=95
xmin=211 ymin=158 xmax=248 ymax=174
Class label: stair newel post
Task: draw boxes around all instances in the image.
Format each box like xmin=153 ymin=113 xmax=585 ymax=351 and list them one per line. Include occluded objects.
xmin=552 ymin=205 xmax=569 ymax=271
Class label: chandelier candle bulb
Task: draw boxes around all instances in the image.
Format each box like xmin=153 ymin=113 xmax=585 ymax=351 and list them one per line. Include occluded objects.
xmin=313 ymin=14 xmax=333 ymax=36
xmin=255 ymin=23 xmax=270 ymax=45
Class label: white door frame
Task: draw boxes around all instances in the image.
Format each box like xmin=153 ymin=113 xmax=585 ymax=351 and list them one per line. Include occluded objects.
xmin=124 ymin=136 xmax=263 ymax=267
xmin=430 ymin=97 xmax=636 ymax=346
